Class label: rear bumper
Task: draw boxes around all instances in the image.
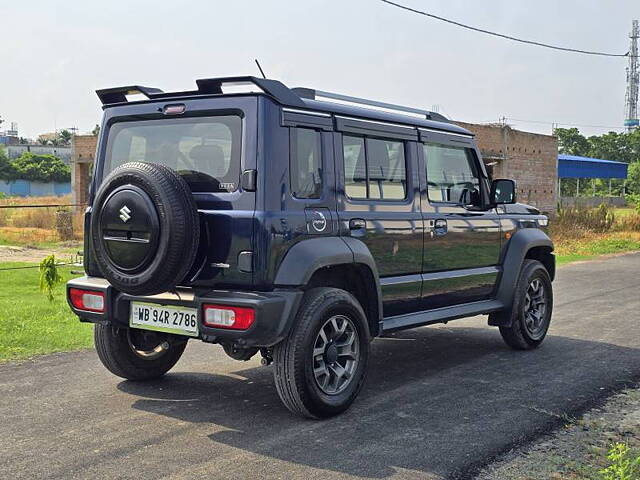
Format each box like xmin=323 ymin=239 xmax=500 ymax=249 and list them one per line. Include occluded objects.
xmin=66 ymin=276 xmax=303 ymax=347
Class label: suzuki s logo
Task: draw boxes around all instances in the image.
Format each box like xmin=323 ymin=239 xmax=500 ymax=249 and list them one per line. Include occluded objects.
xmin=119 ymin=205 xmax=131 ymax=223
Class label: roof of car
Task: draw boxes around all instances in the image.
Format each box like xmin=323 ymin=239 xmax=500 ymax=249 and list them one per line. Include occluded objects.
xmin=96 ymin=76 xmax=472 ymax=137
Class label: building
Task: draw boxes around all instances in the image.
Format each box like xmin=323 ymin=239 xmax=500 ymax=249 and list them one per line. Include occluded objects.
xmin=456 ymin=122 xmax=558 ymax=214
xmin=558 ymin=154 xmax=629 ymax=207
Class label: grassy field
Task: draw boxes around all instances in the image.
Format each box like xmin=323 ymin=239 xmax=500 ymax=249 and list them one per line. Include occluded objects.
xmin=553 ymin=231 xmax=640 ymax=266
xmin=0 ymin=262 xmax=93 ymax=362
xmin=0 ymin=194 xmax=84 ymax=246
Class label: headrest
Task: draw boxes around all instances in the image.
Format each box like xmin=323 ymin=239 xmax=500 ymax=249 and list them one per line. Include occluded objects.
xmin=189 ymin=144 xmax=225 ymax=163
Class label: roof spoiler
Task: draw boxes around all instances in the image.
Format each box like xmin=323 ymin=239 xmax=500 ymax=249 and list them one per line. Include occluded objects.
xmin=95 ymin=76 xmax=449 ymax=124
xmin=96 ymin=76 xmax=306 ymax=107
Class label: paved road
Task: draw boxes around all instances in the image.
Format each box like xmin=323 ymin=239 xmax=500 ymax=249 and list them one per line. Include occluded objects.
xmin=1 ymin=254 xmax=640 ymax=480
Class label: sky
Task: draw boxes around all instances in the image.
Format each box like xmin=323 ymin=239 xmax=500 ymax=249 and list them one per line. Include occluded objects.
xmin=1 ymin=0 xmax=638 ymax=140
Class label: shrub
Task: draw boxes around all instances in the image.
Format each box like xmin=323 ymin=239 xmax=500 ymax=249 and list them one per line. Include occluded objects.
xmin=600 ymin=442 xmax=640 ymax=480
xmin=555 ymin=204 xmax=615 ymax=234
xmin=625 ymin=193 xmax=640 ymax=213
xmin=616 ymin=213 xmax=640 ymax=232
xmin=1 ymin=152 xmax=71 ymax=182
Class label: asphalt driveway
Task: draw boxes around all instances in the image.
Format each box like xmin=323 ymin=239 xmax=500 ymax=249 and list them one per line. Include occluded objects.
xmin=1 ymin=253 xmax=639 ymax=479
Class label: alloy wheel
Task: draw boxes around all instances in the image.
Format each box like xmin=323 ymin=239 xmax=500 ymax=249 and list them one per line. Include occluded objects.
xmin=524 ymin=278 xmax=548 ymax=339
xmin=312 ymin=315 xmax=360 ymax=395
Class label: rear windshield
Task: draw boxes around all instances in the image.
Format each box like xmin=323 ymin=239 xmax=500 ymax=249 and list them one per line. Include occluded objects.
xmin=104 ymin=115 xmax=242 ymax=192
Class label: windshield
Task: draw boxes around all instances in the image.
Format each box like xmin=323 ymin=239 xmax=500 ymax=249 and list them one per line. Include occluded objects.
xmin=104 ymin=115 xmax=242 ymax=192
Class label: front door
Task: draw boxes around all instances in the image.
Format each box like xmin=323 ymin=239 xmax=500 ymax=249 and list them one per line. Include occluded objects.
xmin=336 ymin=131 xmax=424 ymax=317
xmin=418 ymin=130 xmax=502 ymax=309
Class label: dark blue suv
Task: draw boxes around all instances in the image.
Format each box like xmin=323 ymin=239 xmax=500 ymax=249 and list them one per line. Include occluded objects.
xmin=67 ymin=76 xmax=555 ymax=418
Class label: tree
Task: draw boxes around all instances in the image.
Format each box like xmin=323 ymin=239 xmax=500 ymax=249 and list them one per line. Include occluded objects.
xmin=92 ymin=124 xmax=100 ymax=136
xmin=7 ymin=153 xmax=71 ymax=182
xmin=588 ymin=131 xmax=634 ymax=163
xmin=58 ymin=129 xmax=72 ymax=145
xmin=554 ymin=127 xmax=590 ymax=156
xmin=627 ymin=162 xmax=640 ymax=194
xmin=37 ymin=134 xmax=52 ymax=145
xmin=0 ymin=146 xmax=16 ymax=179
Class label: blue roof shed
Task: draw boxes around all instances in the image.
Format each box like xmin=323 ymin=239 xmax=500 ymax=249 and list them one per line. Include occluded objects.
xmin=558 ymin=154 xmax=629 ymax=179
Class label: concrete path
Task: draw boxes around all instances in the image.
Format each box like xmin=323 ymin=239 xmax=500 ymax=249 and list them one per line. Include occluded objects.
xmin=1 ymin=253 xmax=639 ymax=479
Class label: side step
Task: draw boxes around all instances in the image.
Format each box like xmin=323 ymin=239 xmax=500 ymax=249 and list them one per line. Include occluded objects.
xmin=381 ymin=299 xmax=504 ymax=333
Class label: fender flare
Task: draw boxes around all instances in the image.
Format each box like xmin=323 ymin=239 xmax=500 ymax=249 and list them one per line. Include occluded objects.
xmin=491 ymin=228 xmax=554 ymax=325
xmin=274 ymin=236 xmax=383 ymax=323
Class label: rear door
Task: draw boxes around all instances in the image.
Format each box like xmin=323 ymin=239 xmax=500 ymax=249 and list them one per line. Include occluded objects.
xmin=99 ymin=96 xmax=258 ymax=288
xmin=418 ymin=129 xmax=502 ymax=309
xmin=335 ymin=117 xmax=424 ymax=317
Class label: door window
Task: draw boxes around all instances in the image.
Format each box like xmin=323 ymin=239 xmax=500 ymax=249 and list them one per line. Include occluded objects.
xmin=424 ymin=143 xmax=480 ymax=205
xmin=343 ymin=135 xmax=406 ymax=200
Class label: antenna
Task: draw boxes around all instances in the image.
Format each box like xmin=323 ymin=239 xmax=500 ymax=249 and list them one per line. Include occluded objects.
xmin=254 ymin=59 xmax=267 ymax=79
xmin=624 ymin=20 xmax=639 ymax=132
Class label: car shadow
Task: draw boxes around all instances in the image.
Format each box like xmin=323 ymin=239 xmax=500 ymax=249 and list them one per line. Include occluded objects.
xmin=117 ymin=326 xmax=640 ymax=479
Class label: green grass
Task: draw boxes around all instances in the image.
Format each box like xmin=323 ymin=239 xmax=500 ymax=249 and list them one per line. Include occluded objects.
xmin=613 ymin=207 xmax=638 ymax=218
xmin=555 ymin=235 xmax=640 ymax=266
xmin=0 ymin=262 xmax=93 ymax=362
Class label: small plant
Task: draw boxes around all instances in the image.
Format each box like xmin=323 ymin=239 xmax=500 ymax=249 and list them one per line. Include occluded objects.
xmin=39 ymin=255 xmax=63 ymax=301
xmin=600 ymin=442 xmax=640 ymax=480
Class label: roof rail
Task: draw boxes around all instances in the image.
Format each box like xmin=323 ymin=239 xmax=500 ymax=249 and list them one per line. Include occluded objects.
xmin=292 ymin=88 xmax=449 ymax=123
xmin=96 ymin=76 xmax=306 ymax=107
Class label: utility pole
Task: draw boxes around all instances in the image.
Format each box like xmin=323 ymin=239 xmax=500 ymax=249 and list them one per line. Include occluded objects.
xmin=624 ymin=20 xmax=639 ymax=132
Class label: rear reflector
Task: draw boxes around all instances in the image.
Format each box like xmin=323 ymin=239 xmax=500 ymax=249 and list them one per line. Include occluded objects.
xmin=203 ymin=304 xmax=255 ymax=330
xmin=69 ymin=288 xmax=105 ymax=313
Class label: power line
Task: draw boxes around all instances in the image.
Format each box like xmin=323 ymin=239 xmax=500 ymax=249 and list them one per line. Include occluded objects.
xmin=379 ymin=0 xmax=633 ymax=58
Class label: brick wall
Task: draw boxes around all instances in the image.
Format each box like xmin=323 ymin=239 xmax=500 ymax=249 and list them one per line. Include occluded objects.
xmin=72 ymin=135 xmax=97 ymax=163
xmin=456 ymin=122 xmax=558 ymax=214
xmin=71 ymin=135 xmax=98 ymax=210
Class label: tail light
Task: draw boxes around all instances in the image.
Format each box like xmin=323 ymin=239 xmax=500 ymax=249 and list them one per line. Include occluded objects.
xmin=203 ymin=304 xmax=255 ymax=330
xmin=69 ymin=288 xmax=105 ymax=313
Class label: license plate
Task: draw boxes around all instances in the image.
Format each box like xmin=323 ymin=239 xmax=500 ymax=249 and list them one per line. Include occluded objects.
xmin=130 ymin=302 xmax=198 ymax=337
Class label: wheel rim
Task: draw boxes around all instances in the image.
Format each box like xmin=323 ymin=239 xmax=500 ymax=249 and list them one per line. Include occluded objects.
xmin=524 ymin=278 xmax=548 ymax=339
xmin=127 ymin=329 xmax=170 ymax=360
xmin=312 ymin=315 xmax=360 ymax=395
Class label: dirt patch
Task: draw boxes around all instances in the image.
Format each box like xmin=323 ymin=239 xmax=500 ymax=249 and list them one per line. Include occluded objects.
xmin=0 ymin=243 xmax=82 ymax=264
xmin=476 ymin=388 xmax=640 ymax=479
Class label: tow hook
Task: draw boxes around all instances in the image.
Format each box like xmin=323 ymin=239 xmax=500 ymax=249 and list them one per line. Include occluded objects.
xmin=260 ymin=348 xmax=273 ymax=366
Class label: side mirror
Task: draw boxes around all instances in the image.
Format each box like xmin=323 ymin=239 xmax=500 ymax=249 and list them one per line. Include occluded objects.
xmin=490 ymin=179 xmax=517 ymax=205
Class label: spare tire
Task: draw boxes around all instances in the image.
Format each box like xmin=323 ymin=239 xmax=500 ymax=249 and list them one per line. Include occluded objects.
xmin=91 ymin=162 xmax=200 ymax=295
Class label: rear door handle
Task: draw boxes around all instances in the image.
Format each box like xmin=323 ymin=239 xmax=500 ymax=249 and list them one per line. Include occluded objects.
xmin=433 ymin=219 xmax=448 ymax=236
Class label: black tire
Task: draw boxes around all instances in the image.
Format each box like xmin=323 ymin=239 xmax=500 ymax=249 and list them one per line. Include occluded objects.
xmin=91 ymin=162 xmax=199 ymax=296
xmin=94 ymin=324 xmax=187 ymax=381
xmin=273 ymin=287 xmax=370 ymax=419
xmin=498 ymin=259 xmax=553 ymax=350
